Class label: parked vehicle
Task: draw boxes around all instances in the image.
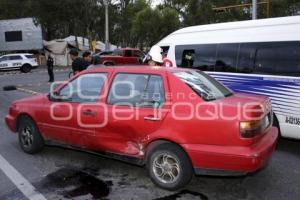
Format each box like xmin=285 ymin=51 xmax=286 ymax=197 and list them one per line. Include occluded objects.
xmin=94 ymin=50 xmax=113 ymax=57
xmin=0 ymin=53 xmax=38 ymax=73
xmin=5 ymin=67 xmax=278 ymax=190
xmin=156 ymin=15 xmax=300 ymax=140
xmin=100 ymin=48 xmax=144 ymax=66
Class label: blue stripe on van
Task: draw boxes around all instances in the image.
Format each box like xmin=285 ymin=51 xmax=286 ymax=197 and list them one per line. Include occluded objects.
xmin=207 ymin=72 xmax=300 ymax=117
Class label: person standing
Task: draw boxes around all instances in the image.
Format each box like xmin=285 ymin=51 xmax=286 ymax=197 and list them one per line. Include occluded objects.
xmin=69 ymin=49 xmax=89 ymax=75
xmin=47 ymin=55 xmax=54 ymax=82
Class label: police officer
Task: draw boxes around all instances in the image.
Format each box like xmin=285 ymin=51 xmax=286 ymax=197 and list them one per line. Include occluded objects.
xmin=47 ymin=55 xmax=54 ymax=82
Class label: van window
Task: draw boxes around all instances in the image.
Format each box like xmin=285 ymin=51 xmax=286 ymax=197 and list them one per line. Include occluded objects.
xmin=254 ymin=43 xmax=300 ymax=76
xmin=182 ymin=49 xmax=195 ymax=68
xmin=237 ymin=43 xmax=257 ymax=73
xmin=215 ymin=44 xmax=239 ymax=72
xmin=195 ymin=44 xmax=217 ymax=71
xmin=175 ymin=44 xmax=217 ymax=71
xmin=161 ymin=46 xmax=170 ymax=55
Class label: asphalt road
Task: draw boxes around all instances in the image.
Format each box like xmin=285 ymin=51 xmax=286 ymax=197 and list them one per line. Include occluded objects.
xmin=0 ymin=67 xmax=299 ymax=200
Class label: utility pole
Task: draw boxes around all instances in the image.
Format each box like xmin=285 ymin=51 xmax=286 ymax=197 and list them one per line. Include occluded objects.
xmin=105 ymin=0 xmax=110 ymax=50
xmin=252 ymin=0 xmax=257 ymax=20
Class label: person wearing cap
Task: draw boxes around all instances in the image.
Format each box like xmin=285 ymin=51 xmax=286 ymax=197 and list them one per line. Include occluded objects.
xmin=148 ymin=45 xmax=163 ymax=66
xmin=147 ymin=45 xmax=173 ymax=67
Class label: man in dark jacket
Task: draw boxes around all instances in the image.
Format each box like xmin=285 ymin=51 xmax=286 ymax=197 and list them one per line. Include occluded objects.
xmin=69 ymin=49 xmax=89 ymax=75
xmin=47 ymin=55 xmax=54 ymax=82
xmin=83 ymin=51 xmax=101 ymax=65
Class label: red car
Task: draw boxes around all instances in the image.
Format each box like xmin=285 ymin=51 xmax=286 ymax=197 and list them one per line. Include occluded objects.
xmin=5 ymin=67 xmax=278 ymax=190
xmin=100 ymin=48 xmax=144 ymax=66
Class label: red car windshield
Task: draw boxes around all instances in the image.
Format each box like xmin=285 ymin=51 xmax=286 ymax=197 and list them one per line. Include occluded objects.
xmin=174 ymin=70 xmax=233 ymax=101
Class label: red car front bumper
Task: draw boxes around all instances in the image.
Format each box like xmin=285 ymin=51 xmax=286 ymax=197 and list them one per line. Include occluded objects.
xmin=182 ymin=127 xmax=278 ymax=175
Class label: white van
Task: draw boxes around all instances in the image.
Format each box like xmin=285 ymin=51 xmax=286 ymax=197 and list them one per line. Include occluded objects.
xmin=156 ymin=16 xmax=300 ymax=140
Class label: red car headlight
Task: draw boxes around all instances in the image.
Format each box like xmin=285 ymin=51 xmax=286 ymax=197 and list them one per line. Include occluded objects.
xmin=9 ymin=104 xmax=17 ymax=116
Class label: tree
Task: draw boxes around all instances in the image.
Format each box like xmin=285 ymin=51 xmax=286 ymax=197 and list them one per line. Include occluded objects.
xmin=158 ymin=7 xmax=180 ymax=39
xmin=132 ymin=7 xmax=161 ymax=47
xmin=1 ymin=0 xmax=300 ymax=48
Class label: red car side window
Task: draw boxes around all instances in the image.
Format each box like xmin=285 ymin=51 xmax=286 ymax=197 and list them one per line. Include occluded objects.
xmin=58 ymin=73 xmax=107 ymax=103
xmin=107 ymin=73 xmax=165 ymax=108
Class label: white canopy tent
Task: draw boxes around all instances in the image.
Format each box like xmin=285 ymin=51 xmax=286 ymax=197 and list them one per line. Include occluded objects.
xmin=43 ymin=36 xmax=117 ymax=66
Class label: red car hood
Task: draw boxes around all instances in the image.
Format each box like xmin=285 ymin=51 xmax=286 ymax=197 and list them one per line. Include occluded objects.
xmin=13 ymin=94 xmax=46 ymax=105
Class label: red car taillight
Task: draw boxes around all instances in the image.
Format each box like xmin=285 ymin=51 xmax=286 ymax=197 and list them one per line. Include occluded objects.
xmin=240 ymin=112 xmax=272 ymax=138
xmin=240 ymin=120 xmax=263 ymax=138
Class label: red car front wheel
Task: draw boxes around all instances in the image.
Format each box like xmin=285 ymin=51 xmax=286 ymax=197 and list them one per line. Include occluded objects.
xmin=17 ymin=116 xmax=44 ymax=154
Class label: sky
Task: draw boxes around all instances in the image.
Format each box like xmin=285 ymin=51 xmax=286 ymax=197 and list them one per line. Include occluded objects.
xmin=151 ymin=0 xmax=162 ymax=7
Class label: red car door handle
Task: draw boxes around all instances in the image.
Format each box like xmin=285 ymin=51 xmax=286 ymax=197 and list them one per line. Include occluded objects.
xmin=83 ymin=110 xmax=96 ymax=117
xmin=144 ymin=116 xmax=161 ymax=121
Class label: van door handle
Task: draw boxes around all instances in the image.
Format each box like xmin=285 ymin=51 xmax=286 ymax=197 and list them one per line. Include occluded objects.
xmin=83 ymin=110 xmax=96 ymax=117
xmin=144 ymin=116 xmax=161 ymax=121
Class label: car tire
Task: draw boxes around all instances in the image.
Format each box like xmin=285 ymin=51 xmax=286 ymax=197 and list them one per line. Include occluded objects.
xmin=20 ymin=64 xmax=32 ymax=73
xmin=147 ymin=143 xmax=193 ymax=190
xmin=17 ymin=116 xmax=44 ymax=154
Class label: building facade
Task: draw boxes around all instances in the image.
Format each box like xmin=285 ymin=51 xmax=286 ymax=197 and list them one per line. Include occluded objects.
xmin=0 ymin=18 xmax=43 ymax=52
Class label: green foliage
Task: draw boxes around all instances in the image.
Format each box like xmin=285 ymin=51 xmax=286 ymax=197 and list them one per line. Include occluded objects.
xmin=0 ymin=0 xmax=300 ymax=47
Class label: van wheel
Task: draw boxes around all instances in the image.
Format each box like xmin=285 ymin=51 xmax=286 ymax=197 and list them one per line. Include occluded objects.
xmin=21 ymin=64 xmax=32 ymax=73
xmin=17 ymin=116 xmax=44 ymax=154
xmin=147 ymin=143 xmax=193 ymax=190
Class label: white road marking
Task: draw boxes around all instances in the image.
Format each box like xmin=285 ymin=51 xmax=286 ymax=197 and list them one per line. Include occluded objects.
xmin=16 ymin=87 xmax=40 ymax=95
xmin=0 ymin=154 xmax=47 ymax=200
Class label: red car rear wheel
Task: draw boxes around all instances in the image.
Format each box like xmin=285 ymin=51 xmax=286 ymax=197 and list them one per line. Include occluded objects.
xmin=147 ymin=143 xmax=193 ymax=190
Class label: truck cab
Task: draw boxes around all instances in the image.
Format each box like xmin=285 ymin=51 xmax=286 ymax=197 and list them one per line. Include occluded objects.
xmin=100 ymin=48 xmax=144 ymax=66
